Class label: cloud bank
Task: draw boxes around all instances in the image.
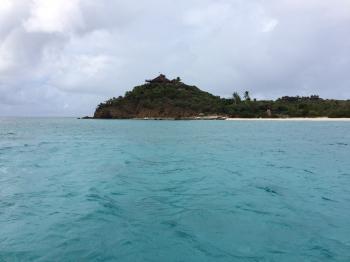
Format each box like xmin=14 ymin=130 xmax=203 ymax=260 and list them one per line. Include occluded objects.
xmin=0 ymin=0 xmax=349 ymax=116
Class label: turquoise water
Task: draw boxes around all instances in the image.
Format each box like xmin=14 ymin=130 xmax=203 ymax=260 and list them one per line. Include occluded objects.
xmin=1 ymin=118 xmax=350 ymax=261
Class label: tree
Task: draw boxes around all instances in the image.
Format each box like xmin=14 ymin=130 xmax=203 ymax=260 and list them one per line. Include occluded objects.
xmin=244 ymin=91 xmax=251 ymax=101
xmin=233 ymin=92 xmax=241 ymax=104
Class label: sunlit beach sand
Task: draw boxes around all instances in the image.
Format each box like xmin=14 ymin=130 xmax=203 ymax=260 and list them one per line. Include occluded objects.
xmin=226 ymin=118 xmax=350 ymax=121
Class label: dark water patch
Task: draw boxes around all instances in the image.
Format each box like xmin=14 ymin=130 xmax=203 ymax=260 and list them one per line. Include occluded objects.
xmin=275 ymin=149 xmax=286 ymax=153
xmin=328 ymin=142 xmax=348 ymax=146
xmin=194 ymin=240 xmax=264 ymax=261
xmin=219 ymin=168 xmax=243 ymax=176
xmin=256 ymin=186 xmax=281 ymax=196
xmin=175 ymin=229 xmax=194 ymax=240
xmin=3 ymin=132 xmax=16 ymax=135
xmin=48 ymin=211 xmax=60 ymax=216
xmin=38 ymin=141 xmax=52 ymax=147
xmin=0 ymin=146 xmax=13 ymax=151
xmin=235 ymin=205 xmax=272 ymax=216
xmin=0 ymin=251 xmax=40 ymax=262
xmin=309 ymin=245 xmax=334 ymax=259
xmin=0 ymin=201 xmax=15 ymax=208
xmin=159 ymin=167 xmax=189 ymax=175
xmin=161 ymin=220 xmax=178 ymax=228
xmin=265 ymin=149 xmax=287 ymax=155
xmin=157 ymin=186 xmax=179 ymax=193
xmin=86 ymin=193 xmax=109 ymax=203
xmin=110 ymin=192 xmax=124 ymax=196
xmin=122 ymin=240 xmax=132 ymax=246
xmin=268 ymin=249 xmax=287 ymax=254
xmin=303 ymin=169 xmax=315 ymax=174
xmin=322 ymin=197 xmax=337 ymax=202
xmin=61 ymin=192 xmax=79 ymax=198
xmin=78 ymin=211 xmax=115 ymax=223
xmin=278 ymin=165 xmax=293 ymax=169
xmin=86 ymin=193 xmax=122 ymax=217
xmin=0 ymin=133 xmax=16 ymax=141
xmin=30 ymin=163 xmax=42 ymax=168
xmin=170 ymin=229 xmax=231 ymax=259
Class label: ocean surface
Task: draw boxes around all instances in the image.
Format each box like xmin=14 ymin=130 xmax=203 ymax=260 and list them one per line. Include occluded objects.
xmin=0 ymin=118 xmax=350 ymax=261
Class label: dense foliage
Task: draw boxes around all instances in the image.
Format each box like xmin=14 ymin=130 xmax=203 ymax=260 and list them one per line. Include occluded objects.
xmin=95 ymin=82 xmax=350 ymax=118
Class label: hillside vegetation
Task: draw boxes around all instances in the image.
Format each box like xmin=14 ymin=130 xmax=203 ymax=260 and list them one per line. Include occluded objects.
xmin=94 ymin=76 xmax=350 ymax=119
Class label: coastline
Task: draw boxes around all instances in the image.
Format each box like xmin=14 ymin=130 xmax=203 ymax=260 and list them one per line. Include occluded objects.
xmin=83 ymin=116 xmax=350 ymax=121
xmin=225 ymin=117 xmax=350 ymax=121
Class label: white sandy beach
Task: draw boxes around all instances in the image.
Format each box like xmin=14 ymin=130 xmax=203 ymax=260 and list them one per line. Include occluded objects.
xmin=226 ymin=118 xmax=350 ymax=121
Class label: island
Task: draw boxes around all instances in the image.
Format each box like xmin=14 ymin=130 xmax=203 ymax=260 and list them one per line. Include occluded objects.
xmin=93 ymin=74 xmax=350 ymax=119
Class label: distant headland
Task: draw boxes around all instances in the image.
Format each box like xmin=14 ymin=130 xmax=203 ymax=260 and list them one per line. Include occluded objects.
xmin=88 ymin=74 xmax=350 ymax=120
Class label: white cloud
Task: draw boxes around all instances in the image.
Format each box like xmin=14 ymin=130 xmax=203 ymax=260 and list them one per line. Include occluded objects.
xmin=0 ymin=0 xmax=12 ymax=13
xmin=24 ymin=0 xmax=84 ymax=33
xmin=46 ymin=53 xmax=116 ymax=92
xmin=262 ymin=19 xmax=279 ymax=33
xmin=183 ymin=2 xmax=232 ymax=27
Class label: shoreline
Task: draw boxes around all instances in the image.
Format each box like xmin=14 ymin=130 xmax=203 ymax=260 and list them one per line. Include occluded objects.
xmin=83 ymin=117 xmax=350 ymax=121
xmin=225 ymin=117 xmax=350 ymax=121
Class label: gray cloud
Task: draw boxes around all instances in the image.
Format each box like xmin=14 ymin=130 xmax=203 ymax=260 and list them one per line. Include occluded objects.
xmin=0 ymin=0 xmax=349 ymax=116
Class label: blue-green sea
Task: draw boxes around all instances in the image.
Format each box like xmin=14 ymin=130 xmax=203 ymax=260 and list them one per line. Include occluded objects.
xmin=1 ymin=118 xmax=350 ymax=261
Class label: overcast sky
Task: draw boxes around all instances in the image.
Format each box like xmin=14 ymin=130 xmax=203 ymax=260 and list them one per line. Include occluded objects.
xmin=0 ymin=0 xmax=350 ymax=116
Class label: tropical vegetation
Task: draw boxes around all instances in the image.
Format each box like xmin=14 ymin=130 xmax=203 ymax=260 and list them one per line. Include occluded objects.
xmin=94 ymin=77 xmax=350 ymax=118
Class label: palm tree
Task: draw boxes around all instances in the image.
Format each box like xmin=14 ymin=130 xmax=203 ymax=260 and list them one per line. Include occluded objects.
xmin=244 ymin=91 xmax=251 ymax=101
xmin=233 ymin=92 xmax=241 ymax=104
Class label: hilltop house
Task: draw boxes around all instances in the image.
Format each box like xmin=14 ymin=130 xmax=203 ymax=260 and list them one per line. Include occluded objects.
xmin=146 ymin=74 xmax=172 ymax=84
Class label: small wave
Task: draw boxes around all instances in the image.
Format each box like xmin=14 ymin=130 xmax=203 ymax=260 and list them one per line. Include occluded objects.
xmin=236 ymin=205 xmax=272 ymax=215
xmin=110 ymin=192 xmax=124 ymax=196
xmin=175 ymin=230 xmax=194 ymax=240
xmin=268 ymin=249 xmax=287 ymax=255
xmin=161 ymin=220 xmax=178 ymax=228
xmin=86 ymin=192 xmax=122 ymax=217
xmin=0 ymin=201 xmax=15 ymax=208
xmin=0 ymin=146 xmax=13 ymax=152
xmin=275 ymin=149 xmax=286 ymax=153
xmin=0 ymin=132 xmax=16 ymax=136
xmin=122 ymin=240 xmax=132 ymax=246
xmin=328 ymin=142 xmax=348 ymax=146
xmin=220 ymin=168 xmax=243 ymax=176
xmin=278 ymin=165 xmax=293 ymax=169
xmin=309 ymin=245 xmax=334 ymax=259
xmin=322 ymin=197 xmax=337 ymax=202
xmin=256 ymin=186 xmax=280 ymax=196
xmin=38 ymin=141 xmax=51 ymax=146
xmin=336 ymin=142 xmax=348 ymax=146
xmin=266 ymin=149 xmax=286 ymax=154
